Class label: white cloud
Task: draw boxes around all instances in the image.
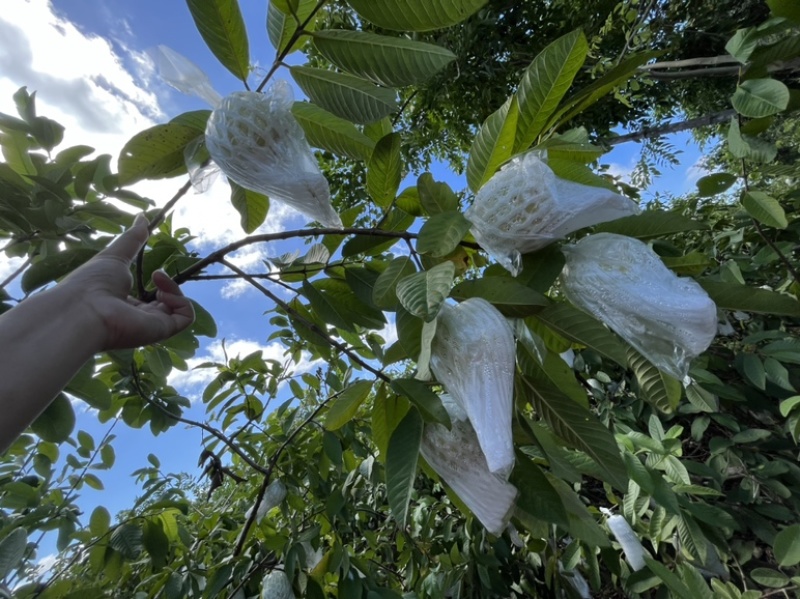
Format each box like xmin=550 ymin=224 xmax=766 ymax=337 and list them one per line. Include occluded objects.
xmin=0 ymin=0 xmax=159 ymax=156
xmin=683 ymin=155 xmax=712 ymax=192
xmin=0 ymin=0 xmax=301 ymax=252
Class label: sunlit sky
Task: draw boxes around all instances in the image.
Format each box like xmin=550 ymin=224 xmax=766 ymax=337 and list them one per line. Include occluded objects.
xmin=0 ymin=0 xmax=709 ymax=549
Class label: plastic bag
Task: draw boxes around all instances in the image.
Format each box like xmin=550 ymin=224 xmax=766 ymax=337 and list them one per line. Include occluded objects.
xmin=466 ymin=152 xmax=639 ymax=275
xmin=561 ymin=233 xmax=717 ymax=379
xmin=261 ymin=570 xmax=294 ymax=599
xmin=430 ymin=298 xmax=516 ymax=478
xmin=421 ymin=396 xmax=518 ymax=535
xmin=205 ymin=82 xmax=342 ymax=227
xmin=183 ymin=136 xmax=220 ymax=193
xmin=152 ymin=45 xmax=222 ymax=108
xmin=245 ymin=479 xmax=287 ymax=524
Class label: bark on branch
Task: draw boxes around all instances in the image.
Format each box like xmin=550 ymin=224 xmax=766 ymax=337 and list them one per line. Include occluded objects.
xmin=606 ymin=109 xmax=736 ymax=146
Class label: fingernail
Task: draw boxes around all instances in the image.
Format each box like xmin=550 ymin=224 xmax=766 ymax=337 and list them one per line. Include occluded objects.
xmin=133 ymin=213 xmax=148 ymax=227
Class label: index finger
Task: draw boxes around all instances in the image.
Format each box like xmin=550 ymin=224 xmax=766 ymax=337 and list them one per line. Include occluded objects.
xmin=98 ymin=214 xmax=150 ymax=263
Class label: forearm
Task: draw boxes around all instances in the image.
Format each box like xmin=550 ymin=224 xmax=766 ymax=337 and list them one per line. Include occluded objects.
xmin=0 ymin=287 xmax=104 ymax=453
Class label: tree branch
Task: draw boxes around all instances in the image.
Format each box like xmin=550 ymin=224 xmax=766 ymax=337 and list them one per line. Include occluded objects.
xmin=606 ymin=109 xmax=736 ymax=146
xmin=130 ymin=364 xmax=270 ymax=475
xmin=171 ymin=227 xmax=477 ymax=288
xmin=221 ymin=259 xmax=391 ymax=383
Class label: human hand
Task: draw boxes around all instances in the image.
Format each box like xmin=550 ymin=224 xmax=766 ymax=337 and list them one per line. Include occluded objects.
xmin=59 ymin=215 xmax=195 ymax=351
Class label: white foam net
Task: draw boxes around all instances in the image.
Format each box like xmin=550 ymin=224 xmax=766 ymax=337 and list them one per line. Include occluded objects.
xmin=205 ymin=82 xmax=342 ymax=228
xmin=466 ymin=152 xmax=639 ymax=275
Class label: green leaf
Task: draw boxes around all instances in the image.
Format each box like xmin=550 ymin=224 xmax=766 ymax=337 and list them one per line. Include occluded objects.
xmin=627 ymin=349 xmax=682 ymax=414
xmin=21 ymin=248 xmax=97 ymax=293
xmin=511 ymin=452 xmax=569 ymax=530
xmin=396 ymin=262 xmax=455 ymax=322
xmin=698 ymin=280 xmax=800 ymax=317
xmin=741 ymin=353 xmax=766 ymax=389
xmin=696 ymin=173 xmax=737 ymax=197
xmin=302 ymin=279 xmax=385 ymax=332
xmin=742 ymin=191 xmax=788 ymax=229
xmin=292 ymin=102 xmax=376 ymax=160
xmin=169 ymin=110 xmax=211 ymax=132
xmin=367 ymin=133 xmax=403 ymax=207
xmin=186 ymin=0 xmax=249 ymax=81
xmin=418 ymin=173 xmax=459 ymax=215
xmin=450 ymin=277 xmax=549 ymax=317
xmin=386 ymin=408 xmax=423 ymax=526
xmin=110 ymin=523 xmax=143 ymax=560
xmin=312 ymin=30 xmax=456 ymax=88
xmin=594 ymin=210 xmax=705 ymax=239
xmin=535 ymin=303 xmax=628 ymax=367
xmin=345 ymin=0 xmax=488 ymax=31
xmin=643 ymin=557 xmax=693 ymax=599
xmin=31 ymin=394 xmax=75 ymax=444
xmin=514 ymin=30 xmax=589 ymax=151
xmin=660 ymin=251 xmax=714 ymax=276
xmin=750 ymin=568 xmax=789 ymax=588
xmin=548 ymin=51 xmax=661 ymax=131
xmin=325 ymin=380 xmax=373 ymax=430
xmin=373 ymin=257 xmax=417 ymax=310
xmin=728 ymin=117 xmax=777 ymax=163
xmin=732 ymin=78 xmax=790 ymax=118
xmin=390 ymin=379 xmax=451 ymax=427
xmin=774 ymin=524 xmax=800 ymax=566
xmin=0 ymin=528 xmax=27 ymax=579
xmin=372 ymin=386 xmax=410 ymax=461
xmin=89 ymin=507 xmax=111 ymax=536
xmin=118 ymin=124 xmax=200 ymax=185
xmin=230 ymin=182 xmax=269 ymax=233
xmin=416 ymin=211 xmax=471 ymax=257
xmin=780 ymin=395 xmax=800 ymax=417
xmin=342 ymin=208 xmax=414 ymax=256
xmin=0 ymin=130 xmax=36 ymax=175
xmin=767 ymin=0 xmax=800 ymax=22
xmin=267 ymin=0 xmax=317 ymax=55
xmin=467 ymin=96 xmax=519 ymax=191
xmin=521 ymin=377 xmax=627 ymax=490
xmin=685 ymin=382 xmax=718 ymax=413
xmin=290 ymin=66 xmax=398 ymax=124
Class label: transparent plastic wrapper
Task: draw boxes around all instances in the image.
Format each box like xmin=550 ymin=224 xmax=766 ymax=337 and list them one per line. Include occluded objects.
xmin=430 ymin=298 xmax=516 ymax=478
xmin=246 ymin=480 xmax=287 ymax=524
xmin=261 ymin=570 xmax=294 ymax=599
xmin=152 ymin=45 xmax=222 ymax=108
xmin=183 ymin=137 xmax=219 ymax=193
xmin=421 ymin=396 xmax=518 ymax=535
xmin=205 ymin=82 xmax=342 ymax=227
xmin=466 ymin=152 xmax=639 ymax=275
xmin=561 ymin=233 xmax=717 ymax=379
xmin=601 ymin=509 xmax=647 ymax=571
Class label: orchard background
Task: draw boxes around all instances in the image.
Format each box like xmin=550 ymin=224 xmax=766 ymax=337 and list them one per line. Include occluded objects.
xmin=2 ymin=0 xmax=800 ymax=597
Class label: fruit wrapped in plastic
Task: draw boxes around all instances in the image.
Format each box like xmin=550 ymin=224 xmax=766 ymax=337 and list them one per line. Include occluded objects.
xmin=467 ymin=152 xmax=639 ymax=275
xmin=205 ymin=81 xmax=342 ymax=227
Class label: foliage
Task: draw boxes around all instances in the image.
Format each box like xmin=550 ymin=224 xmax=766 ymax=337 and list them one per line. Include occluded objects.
xmin=1 ymin=1 xmax=800 ymax=598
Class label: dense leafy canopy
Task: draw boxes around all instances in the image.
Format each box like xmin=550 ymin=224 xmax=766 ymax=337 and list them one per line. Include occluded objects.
xmin=1 ymin=1 xmax=800 ymax=598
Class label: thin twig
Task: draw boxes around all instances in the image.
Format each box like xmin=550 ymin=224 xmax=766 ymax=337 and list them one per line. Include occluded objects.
xmin=255 ymin=0 xmax=328 ymax=93
xmin=221 ymin=259 xmax=390 ymax=383
xmin=149 ymin=179 xmax=193 ymax=233
xmin=740 ymin=158 xmax=800 ymax=288
xmin=172 ymin=227 xmax=478 ymax=287
xmin=231 ymin=388 xmax=344 ymax=561
xmin=0 ymin=256 xmax=31 ymax=290
xmin=130 ymin=364 xmax=269 ymax=475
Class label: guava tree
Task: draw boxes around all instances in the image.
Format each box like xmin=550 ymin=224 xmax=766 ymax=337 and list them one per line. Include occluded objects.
xmin=1 ymin=1 xmax=800 ymax=598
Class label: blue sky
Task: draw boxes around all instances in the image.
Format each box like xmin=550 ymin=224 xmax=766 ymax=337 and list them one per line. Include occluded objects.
xmin=0 ymin=0 xmax=711 ymax=560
